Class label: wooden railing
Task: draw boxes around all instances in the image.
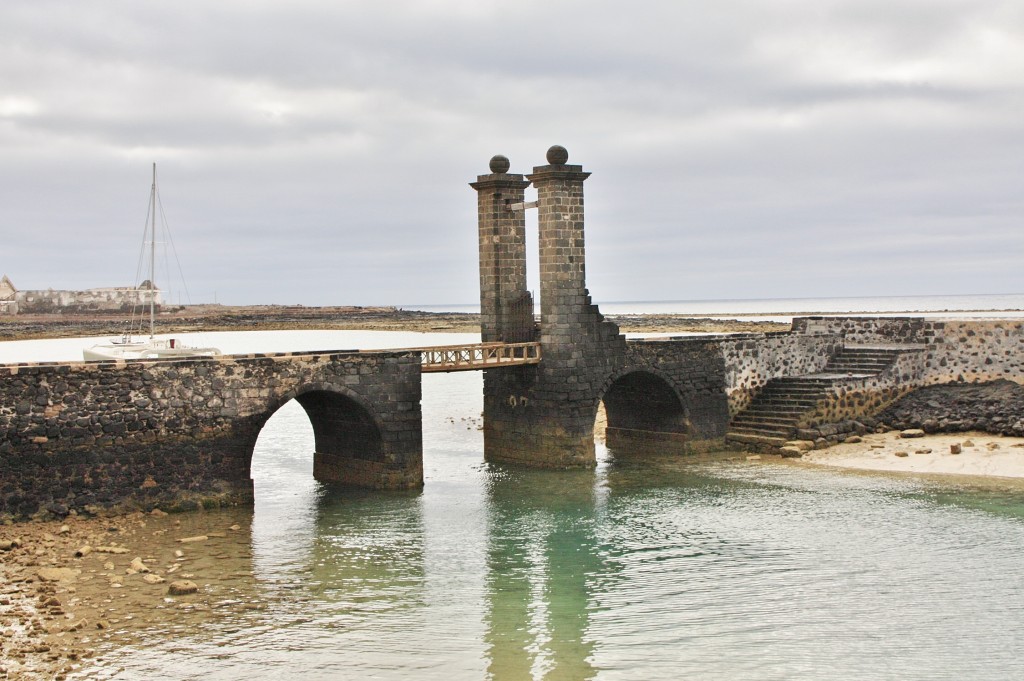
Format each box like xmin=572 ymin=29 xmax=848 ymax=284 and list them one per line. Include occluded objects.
xmin=416 ymin=342 xmax=542 ymax=373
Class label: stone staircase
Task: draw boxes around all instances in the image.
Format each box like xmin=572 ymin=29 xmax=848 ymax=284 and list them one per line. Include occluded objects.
xmin=726 ymin=346 xmax=904 ymax=450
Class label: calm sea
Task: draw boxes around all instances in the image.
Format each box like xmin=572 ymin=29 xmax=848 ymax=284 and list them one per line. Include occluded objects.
xmin=1 ymin=307 xmax=1023 ymax=679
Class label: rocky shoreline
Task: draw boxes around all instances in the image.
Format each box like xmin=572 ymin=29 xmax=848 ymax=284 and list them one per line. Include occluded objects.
xmin=877 ymin=379 xmax=1024 ymax=437
xmin=0 ymin=508 xmax=261 ymax=680
xmin=0 ymin=305 xmax=788 ymax=342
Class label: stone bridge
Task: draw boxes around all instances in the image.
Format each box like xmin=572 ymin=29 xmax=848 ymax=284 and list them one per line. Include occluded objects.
xmin=2 ymin=146 xmax=1021 ymax=518
xmin=0 ymin=350 xmax=423 ymax=517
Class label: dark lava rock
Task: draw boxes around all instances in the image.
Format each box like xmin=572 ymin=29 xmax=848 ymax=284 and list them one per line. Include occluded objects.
xmin=879 ymin=380 xmax=1024 ymax=437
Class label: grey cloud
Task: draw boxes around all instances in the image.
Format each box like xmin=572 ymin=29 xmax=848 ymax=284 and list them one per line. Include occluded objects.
xmin=1 ymin=0 xmax=1021 ymax=306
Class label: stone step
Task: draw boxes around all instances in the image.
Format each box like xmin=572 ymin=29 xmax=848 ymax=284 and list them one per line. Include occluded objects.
xmin=725 ymin=431 xmax=789 ymax=448
xmin=731 ymin=415 xmax=800 ymax=427
xmin=759 ymin=385 xmax=829 ymax=394
xmin=756 ymin=398 xmax=822 ymax=408
xmin=773 ymin=377 xmax=835 ymax=385
xmin=828 ymin=358 xmax=893 ymax=366
xmin=724 ymin=426 xmax=794 ymax=436
xmin=826 ymin=364 xmax=890 ymax=372
xmin=758 ymin=391 xmax=828 ymax=400
xmin=760 ymin=384 xmax=830 ymax=393
xmin=737 ymin=409 xmax=804 ymax=420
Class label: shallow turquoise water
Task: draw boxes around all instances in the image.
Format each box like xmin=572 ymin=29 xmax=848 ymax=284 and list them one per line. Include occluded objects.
xmin=72 ymin=366 xmax=1024 ymax=680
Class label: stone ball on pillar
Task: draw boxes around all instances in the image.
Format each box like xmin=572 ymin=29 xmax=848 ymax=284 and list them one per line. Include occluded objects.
xmin=489 ymin=155 xmax=511 ymax=174
xmin=546 ymin=145 xmax=569 ymax=165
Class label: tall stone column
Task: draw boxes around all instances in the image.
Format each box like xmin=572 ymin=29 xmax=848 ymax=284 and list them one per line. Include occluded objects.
xmin=478 ymin=146 xmax=625 ymax=469
xmin=470 ymin=155 xmax=534 ymax=343
xmin=529 ymin=145 xmax=590 ymax=342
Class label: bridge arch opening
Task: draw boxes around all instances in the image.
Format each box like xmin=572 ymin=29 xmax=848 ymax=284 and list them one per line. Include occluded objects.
xmin=251 ymin=388 xmax=385 ymax=491
xmin=598 ymin=370 xmax=691 ymax=454
xmin=294 ymin=389 xmax=384 ymax=481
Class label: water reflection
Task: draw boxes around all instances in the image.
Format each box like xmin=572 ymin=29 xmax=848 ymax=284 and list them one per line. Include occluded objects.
xmin=484 ymin=467 xmax=602 ymax=680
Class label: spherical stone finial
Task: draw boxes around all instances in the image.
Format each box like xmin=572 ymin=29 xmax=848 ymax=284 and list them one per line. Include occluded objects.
xmin=489 ymin=155 xmax=511 ymax=174
xmin=546 ymin=145 xmax=569 ymax=165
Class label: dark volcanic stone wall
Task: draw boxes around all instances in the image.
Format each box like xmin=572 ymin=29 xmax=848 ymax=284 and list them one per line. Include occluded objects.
xmin=0 ymin=350 xmax=423 ymax=519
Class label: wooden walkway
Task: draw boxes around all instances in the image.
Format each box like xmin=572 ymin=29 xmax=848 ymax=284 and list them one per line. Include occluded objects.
xmin=416 ymin=342 xmax=541 ymax=373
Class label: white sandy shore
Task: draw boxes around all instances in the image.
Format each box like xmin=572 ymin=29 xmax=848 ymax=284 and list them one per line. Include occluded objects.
xmin=800 ymin=431 xmax=1024 ymax=479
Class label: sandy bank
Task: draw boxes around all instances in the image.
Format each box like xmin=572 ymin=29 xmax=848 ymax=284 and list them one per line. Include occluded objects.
xmin=800 ymin=430 xmax=1024 ymax=479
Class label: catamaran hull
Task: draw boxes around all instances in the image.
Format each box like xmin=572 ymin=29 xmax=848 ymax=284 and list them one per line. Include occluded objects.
xmin=83 ymin=340 xmax=222 ymax=361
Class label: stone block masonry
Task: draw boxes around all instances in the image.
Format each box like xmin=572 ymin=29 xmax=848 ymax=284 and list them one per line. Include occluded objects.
xmin=0 ymin=350 xmax=423 ymax=519
xmin=476 ymin=147 xmax=632 ymax=467
xmin=791 ymin=316 xmax=1024 ymax=385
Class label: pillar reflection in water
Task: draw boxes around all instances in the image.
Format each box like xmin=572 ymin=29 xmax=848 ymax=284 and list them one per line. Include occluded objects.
xmin=483 ymin=467 xmax=607 ymax=680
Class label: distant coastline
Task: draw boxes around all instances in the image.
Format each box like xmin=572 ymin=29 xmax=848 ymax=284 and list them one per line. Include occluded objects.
xmin=4 ymin=293 xmax=1024 ymax=342
xmin=411 ymin=292 xmax=1024 ymax=318
xmin=0 ymin=304 xmax=792 ymax=342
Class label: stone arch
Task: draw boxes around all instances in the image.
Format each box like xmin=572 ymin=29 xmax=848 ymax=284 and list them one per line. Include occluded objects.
xmin=252 ymin=383 xmax=386 ymax=483
xmin=596 ymin=368 xmax=691 ymax=454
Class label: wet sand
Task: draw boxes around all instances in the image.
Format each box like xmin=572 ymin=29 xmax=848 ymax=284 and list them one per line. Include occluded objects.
xmin=0 ymin=508 xmax=259 ymax=679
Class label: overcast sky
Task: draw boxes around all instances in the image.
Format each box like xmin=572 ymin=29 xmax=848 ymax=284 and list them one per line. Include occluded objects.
xmin=2 ymin=0 xmax=1022 ymax=307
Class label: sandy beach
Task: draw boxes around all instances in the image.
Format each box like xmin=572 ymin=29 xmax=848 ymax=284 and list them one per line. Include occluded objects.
xmin=800 ymin=430 xmax=1024 ymax=479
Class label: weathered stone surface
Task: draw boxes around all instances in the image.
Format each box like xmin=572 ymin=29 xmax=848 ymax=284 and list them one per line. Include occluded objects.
xmin=37 ymin=567 xmax=80 ymax=582
xmin=900 ymin=429 xmax=926 ymax=439
xmin=950 ymin=443 xmax=962 ymax=454
xmin=168 ymin=580 xmax=199 ymax=595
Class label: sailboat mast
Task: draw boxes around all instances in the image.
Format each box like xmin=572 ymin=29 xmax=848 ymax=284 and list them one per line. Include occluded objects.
xmin=149 ymin=162 xmax=156 ymax=339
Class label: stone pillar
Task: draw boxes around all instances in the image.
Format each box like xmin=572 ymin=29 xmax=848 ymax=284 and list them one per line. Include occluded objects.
xmin=529 ymin=144 xmax=590 ymax=332
xmin=480 ymin=146 xmax=625 ymax=469
xmin=470 ymin=155 xmax=535 ymax=343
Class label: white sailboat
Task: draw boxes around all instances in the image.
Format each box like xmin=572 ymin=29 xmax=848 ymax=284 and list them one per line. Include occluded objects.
xmin=84 ymin=164 xmax=221 ymax=362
